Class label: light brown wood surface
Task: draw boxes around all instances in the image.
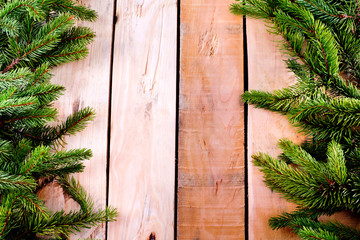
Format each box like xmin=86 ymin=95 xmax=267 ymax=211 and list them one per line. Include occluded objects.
xmin=37 ymin=0 xmax=115 ymax=239
xmin=34 ymin=2 xmax=360 ymax=239
xmin=107 ymin=0 xmax=177 ymax=239
xmin=247 ymin=18 xmax=304 ymax=240
xmin=178 ymin=0 xmax=245 ymax=239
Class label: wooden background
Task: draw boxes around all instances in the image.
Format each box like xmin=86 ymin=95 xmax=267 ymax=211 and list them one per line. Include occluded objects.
xmin=38 ymin=0 xmax=327 ymax=239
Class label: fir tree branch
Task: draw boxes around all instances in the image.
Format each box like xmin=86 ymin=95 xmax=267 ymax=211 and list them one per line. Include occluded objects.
xmin=0 ymin=1 xmax=118 ymax=238
xmin=0 ymin=171 xmax=35 ymax=192
xmin=21 ymin=207 xmax=117 ymax=238
xmin=31 ymin=68 xmax=48 ymax=87
xmin=3 ymin=112 xmax=55 ymax=124
xmin=2 ymin=14 xmax=75 ymax=73
xmin=57 ymin=176 xmax=93 ymax=213
xmin=2 ymin=58 xmax=20 ymax=74
xmin=41 ymin=49 xmax=86 ymax=58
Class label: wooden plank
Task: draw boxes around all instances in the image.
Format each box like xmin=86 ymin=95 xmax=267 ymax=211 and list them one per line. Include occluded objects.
xmin=107 ymin=0 xmax=177 ymax=239
xmin=178 ymin=1 xmax=245 ymax=239
xmin=37 ymin=0 xmax=114 ymax=239
xmin=247 ymin=18 xmax=305 ymax=239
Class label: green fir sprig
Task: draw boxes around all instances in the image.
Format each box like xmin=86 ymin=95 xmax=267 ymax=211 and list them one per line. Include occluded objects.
xmin=232 ymin=0 xmax=360 ymax=238
xmin=0 ymin=0 xmax=117 ymax=239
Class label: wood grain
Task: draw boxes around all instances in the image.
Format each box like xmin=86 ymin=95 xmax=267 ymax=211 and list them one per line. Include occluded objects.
xmin=247 ymin=18 xmax=304 ymax=240
xmin=37 ymin=0 xmax=115 ymax=239
xmin=178 ymin=1 xmax=245 ymax=239
xmin=107 ymin=0 xmax=177 ymax=239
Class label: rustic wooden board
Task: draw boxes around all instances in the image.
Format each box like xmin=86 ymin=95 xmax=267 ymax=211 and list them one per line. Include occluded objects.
xmin=247 ymin=18 xmax=305 ymax=239
xmin=37 ymin=0 xmax=115 ymax=239
xmin=178 ymin=0 xmax=245 ymax=239
xmin=107 ymin=0 xmax=177 ymax=239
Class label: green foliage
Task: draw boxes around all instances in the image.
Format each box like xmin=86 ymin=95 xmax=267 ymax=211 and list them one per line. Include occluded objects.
xmin=0 ymin=0 xmax=117 ymax=239
xmin=232 ymin=0 xmax=360 ymax=238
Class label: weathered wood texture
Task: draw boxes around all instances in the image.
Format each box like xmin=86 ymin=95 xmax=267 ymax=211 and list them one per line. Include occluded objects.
xmin=247 ymin=18 xmax=304 ymax=240
xmin=178 ymin=1 xmax=245 ymax=239
xmin=36 ymin=2 xmax=360 ymax=240
xmin=107 ymin=0 xmax=177 ymax=239
xmin=37 ymin=0 xmax=115 ymax=239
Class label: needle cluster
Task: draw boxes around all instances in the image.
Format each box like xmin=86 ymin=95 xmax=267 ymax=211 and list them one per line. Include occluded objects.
xmin=0 ymin=0 xmax=117 ymax=239
xmin=232 ymin=0 xmax=360 ymax=238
